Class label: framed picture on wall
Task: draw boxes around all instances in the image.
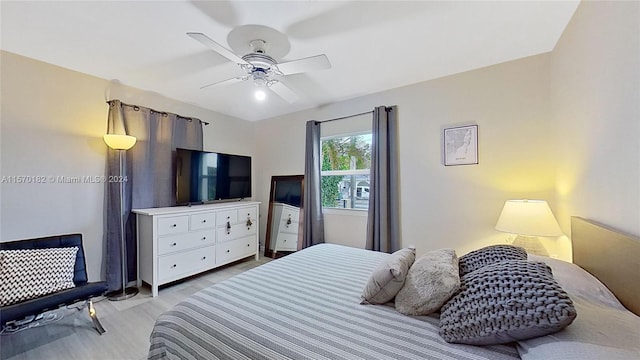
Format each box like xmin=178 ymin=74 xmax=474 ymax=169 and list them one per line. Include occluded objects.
xmin=443 ymin=124 xmax=478 ymax=166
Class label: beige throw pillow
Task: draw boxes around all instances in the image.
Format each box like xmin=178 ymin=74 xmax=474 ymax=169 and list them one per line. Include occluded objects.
xmin=360 ymin=248 xmax=416 ymax=304
xmin=395 ymin=249 xmax=460 ymax=315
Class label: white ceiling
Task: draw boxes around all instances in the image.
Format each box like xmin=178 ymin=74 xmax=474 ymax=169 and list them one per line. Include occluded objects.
xmin=1 ymin=1 xmax=579 ymax=122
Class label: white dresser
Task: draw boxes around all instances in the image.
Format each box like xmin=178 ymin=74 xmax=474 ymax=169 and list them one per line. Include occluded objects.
xmin=270 ymin=202 xmax=301 ymax=254
xmin=133 ymin=201 xmax=259 ymax=297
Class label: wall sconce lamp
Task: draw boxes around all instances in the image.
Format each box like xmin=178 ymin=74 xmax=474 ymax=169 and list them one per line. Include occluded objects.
xmin=103 ymin=134 xmax=138 ymax=301
xmin=495 ymin=199 xmax=563 ymax=256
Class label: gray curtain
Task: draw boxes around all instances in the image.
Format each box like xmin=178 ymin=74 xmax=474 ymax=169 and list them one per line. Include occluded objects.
xmin=366 ymin=106 xmax=400 ymax=253
xmin=302 ymin=120 xmax=325 ymax=248
xmin=105 ymin=100 xmax=203 ymax=291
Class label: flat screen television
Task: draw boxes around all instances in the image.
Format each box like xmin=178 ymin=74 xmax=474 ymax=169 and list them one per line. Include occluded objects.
xmin=175 ymin=148 xmax=252 ymax=205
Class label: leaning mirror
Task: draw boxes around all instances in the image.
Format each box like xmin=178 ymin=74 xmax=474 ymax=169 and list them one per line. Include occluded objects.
xmin=264 ymin=175 xmax=304 ymax=258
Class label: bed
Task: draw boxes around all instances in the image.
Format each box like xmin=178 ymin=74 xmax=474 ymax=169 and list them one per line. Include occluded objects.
xmin=147 ymin=217 xmax=640 ymax=359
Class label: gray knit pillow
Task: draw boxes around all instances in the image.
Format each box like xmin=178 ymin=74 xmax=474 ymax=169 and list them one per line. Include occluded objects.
xmin=439 ymin=260 xmax=577 ymax=345
xmin=458 ymin=245 xmax=527 ymax=276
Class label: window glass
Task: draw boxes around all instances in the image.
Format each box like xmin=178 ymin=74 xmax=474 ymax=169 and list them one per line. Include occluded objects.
xmin=321 ymin=133 xmax=372 ymax=209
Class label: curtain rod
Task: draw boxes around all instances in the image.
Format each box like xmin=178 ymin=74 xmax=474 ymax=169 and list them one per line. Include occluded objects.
xmin=107 ymin=100 xmax=210 ymax=126
xmin=318 ymin=110 xmax=374 ymax=124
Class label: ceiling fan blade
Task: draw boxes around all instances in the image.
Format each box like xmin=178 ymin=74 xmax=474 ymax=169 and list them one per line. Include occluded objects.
xmin=187 ymin=32 xmax=250 ymax=66
xmin=200 ymin=76 xmax=247 ymax=90
xmin=277 ymin=54 xmax=331 ymax=75
xmin=269 ymin=81 xmax=299 ymax=103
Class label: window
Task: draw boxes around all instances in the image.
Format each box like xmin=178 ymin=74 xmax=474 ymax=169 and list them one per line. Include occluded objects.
xmin=321 ymin=132 xmax=372 ymax=210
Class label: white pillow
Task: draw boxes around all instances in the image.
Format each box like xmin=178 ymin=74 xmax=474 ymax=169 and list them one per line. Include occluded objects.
xmin=0 ymin=247 xmax=78 ymax=306
xmin=518 ymin=255 xmax=640 ymax=360
xmin=395 ymin=249 xmax=459 ymax=315
xmin=527 ymin=254 xmax=624 ymax=309
xmin=518 ymin=298 xmax=640 ymax=360
xmin=360 ymin=247 xmax=416 ymax=304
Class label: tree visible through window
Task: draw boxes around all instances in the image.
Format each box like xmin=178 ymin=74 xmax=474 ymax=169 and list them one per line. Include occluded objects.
xmin=321 ymin=133 xmax=372 ymax=209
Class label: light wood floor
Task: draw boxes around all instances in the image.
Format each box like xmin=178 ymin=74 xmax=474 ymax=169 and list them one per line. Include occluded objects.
xmin=0 ymin=256 xmax=270 ymax=360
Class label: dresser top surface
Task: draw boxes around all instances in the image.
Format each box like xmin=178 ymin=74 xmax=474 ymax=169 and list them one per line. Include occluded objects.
xmin=133 ymin=201 xmax=260 ymax=216
xmin=272 ymin=202 xmax=301 ymax=211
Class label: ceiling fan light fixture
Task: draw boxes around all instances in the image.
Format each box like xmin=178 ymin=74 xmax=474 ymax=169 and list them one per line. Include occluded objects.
xmin=254 ymin=89 xmax=266 ymax=101
xmin=190 ymin=30 xmax=331 ymax=104
xmin=253 ymin=75 xmax=267 ymax=87
xmin=249 ymin=39 xmax=268 ymax=54
xmin=252 ymin=70 xmax=268 ymax=101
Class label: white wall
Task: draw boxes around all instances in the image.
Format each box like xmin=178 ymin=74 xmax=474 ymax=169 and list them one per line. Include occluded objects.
xmin=0 ymin=51 xmax=254 ymax=281
xmin=550 ymin=0 xmax=640 ymax=240
xmin=255 ymin=1 xmax=640 ymax=261
xmin=255 ymin=54 xmax=558 ymax=258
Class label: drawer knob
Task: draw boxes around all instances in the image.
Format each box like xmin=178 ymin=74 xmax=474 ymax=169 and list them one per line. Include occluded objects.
xmin=201 ymin=237 xmax=207 ymax=240
xmin=202 ymin=219 xmax=207 ymax=223
xmin=247 ymin=243 xmax=250 ymax=247
xmin=201 ymin=256 xmax=206 ymax=260
xmin=226 ymin=249 xmax=230 ymax=253
xmin=171 ymin=264 xmax=177 ymax=269
xmin=171 ymin=224 xmax=177 ymax=228
xmin=283 ymin=239 xmax=287 ymax=243
xmin=171 ymin=242 xmax=177 ymax=246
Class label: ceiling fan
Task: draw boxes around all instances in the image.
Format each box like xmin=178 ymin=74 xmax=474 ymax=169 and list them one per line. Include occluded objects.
xmin=187 ymin=31 xmax=331 ymax=103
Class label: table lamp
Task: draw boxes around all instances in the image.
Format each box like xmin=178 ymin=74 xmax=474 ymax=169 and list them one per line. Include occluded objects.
xmin=495 ymin=199 xmax=563 ymax=256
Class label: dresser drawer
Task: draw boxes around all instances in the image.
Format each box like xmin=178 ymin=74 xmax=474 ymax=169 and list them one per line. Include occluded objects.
xmin=216 ymin=209 xmax=238 ymax=226
xmin=190 ymin=212 xmax=215 ymax=231
xmin=279 ymin=207 xmax=299 ymax=221
xmin=274 ymin=232 xmax=298 ymax=251
xmin=237 ymin=206 xmax=258 ymax=223
xmin=217 ymin=221 xmax=257 ymax=243
xmin=158 ymin=245 xmax=215 ymax=282
xmin=216 ymin=236 xmax=257 ymax=264
xmin=157 ymin=216 xmax=189 ymax=236
xmin=157 ymin=231 xmax=215 ymax=255
xmin=277 ymin=218 xmax=299 ymax=235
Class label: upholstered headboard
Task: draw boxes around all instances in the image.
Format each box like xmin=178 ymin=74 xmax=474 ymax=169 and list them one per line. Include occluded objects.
xmin=571 ymin=217 xmax=640 ymax=316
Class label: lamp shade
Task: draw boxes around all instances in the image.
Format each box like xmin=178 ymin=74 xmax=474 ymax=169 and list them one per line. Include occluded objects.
xmin=103 ymin=134 xmax=136 ymax=150
xmin=495 ymin=200 xmax=563 ymax=237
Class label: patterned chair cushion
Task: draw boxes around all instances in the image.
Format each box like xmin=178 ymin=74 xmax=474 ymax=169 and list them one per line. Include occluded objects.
xmin=395 ymin=249 xmax=460 ymax=315
xmin=458 ymin=244 xmax=527 ymax=276
xmin=360 ymin=247 xmax=416 ymax=304
xmin=0 ymin=247 xmax=78 ymax=306
xmin=439 ymin=260 xmax=577 ymax=345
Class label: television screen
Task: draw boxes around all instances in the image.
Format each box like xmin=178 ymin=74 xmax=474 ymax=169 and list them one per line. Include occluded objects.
xmin=175 ymin=148 xmax=252 ymax=205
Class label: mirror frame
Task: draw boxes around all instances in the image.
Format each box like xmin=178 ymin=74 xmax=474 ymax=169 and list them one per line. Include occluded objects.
xmin=264 ymin=175 xmax=304 ymax=259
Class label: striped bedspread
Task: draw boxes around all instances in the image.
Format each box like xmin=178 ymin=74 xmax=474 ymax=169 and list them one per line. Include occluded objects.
xmin=148 ymin=244 xmax=519 ymax=360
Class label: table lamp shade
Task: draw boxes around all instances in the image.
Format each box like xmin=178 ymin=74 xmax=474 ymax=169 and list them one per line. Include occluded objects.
xmin=495 ymin=200 xmax=563 ymax=237
xmin=103 ymin=134 xmax=136 ymax=150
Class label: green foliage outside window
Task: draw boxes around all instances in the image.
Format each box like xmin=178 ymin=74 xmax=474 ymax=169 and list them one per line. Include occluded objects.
xmin=320 ymin=135 xmax=371 ymax=208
